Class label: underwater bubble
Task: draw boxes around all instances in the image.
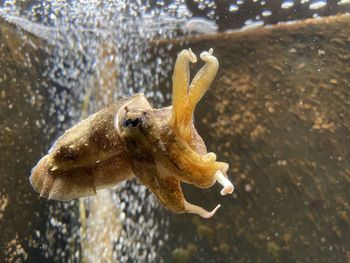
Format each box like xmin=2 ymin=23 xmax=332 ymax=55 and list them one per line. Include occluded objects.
xmin=229 ymin=4 xmax=239 ymax=12
xmin=282 ymin=0 xmax=294 ymax=8
xmin=242 ymin=19 xmax=264 ymax=30
xmin=262 ymin=9 xmax=273 ymax=16
xmin=183 ymin=17 xmax=218 ymax=33
xmin=309 ymin=0 xmax=327 ymax=9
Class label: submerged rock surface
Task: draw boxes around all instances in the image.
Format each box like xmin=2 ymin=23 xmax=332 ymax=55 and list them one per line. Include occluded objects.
xmin=155 ymin=14 xmax=350 ymax=262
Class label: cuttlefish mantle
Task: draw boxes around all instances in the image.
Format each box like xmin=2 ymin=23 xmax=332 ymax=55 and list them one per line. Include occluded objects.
xmin=30 ymin=48 xmax=235 ymax=219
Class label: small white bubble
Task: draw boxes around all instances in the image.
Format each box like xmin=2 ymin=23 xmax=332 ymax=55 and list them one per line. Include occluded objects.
xmin=309 ymin=0 xmax=327 ymax=9
xmin=229 ymin=4 xmax=239 ymax=12
xmin=262 ymin=9 xmax=272 ymax=16
xmin=282 ymin=0 xmax=294 ymax=8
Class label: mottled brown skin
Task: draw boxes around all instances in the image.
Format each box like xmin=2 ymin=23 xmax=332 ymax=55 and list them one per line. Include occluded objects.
xmin=30 ymin=49 xmax=234 ymax=218
xmin=30 ymin=97 xmax=134 ymax=201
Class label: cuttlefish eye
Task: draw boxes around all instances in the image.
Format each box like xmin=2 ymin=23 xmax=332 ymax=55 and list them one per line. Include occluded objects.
xmin=123 ymin=116 xmax=141 ymax=128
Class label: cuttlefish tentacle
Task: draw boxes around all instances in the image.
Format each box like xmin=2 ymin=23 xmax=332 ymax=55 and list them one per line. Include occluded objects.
xmin=169 ymin=49 xmax=197 ymax=130
xmin=168 ymin=48 xmax=234 ymax=195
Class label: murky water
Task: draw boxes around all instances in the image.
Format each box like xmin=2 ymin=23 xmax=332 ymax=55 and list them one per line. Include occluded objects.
xmin=0 ymin=0 xmax=349 ymax=262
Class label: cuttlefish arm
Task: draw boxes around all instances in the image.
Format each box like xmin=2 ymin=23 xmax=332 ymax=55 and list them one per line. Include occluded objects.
xmin=168 ymin=48 xmax=234 ymax=196
xmin=154 ymin=167 xmax=221 ymax=219
xmin=173 ymin=48 xmax=219 ymax=144
xmin=169 ymin=49 xmax=197 ymax=130
xmin=134 ymin=151 xmax=221 ymax=219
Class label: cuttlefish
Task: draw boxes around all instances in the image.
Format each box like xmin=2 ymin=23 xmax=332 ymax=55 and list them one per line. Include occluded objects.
xmin=30 ymin=48 xmax=234 ymax=218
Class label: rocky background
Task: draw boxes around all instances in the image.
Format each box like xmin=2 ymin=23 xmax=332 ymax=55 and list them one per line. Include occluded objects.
xmin=153 ymin=14 xmax=350 ymax=262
